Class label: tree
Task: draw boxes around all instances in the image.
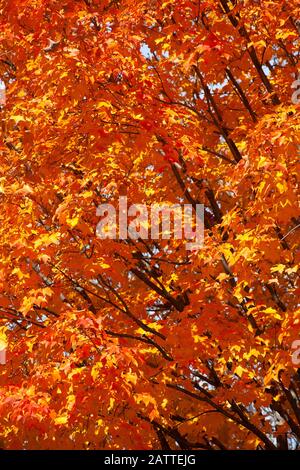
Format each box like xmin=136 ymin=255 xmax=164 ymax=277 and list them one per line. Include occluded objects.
xmin=0 ymin=0 xmax=299 ymax=450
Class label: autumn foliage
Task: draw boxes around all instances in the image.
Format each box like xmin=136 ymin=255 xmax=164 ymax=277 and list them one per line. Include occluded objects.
xmin=0 ymin=0 xmax=299 ymax=450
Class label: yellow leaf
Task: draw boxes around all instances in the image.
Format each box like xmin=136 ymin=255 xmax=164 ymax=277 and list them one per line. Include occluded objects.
xmin=26 ymin=385 xmax=36 ymax=397
xmin=263 ymin=307 xmax=282 ymax=320
xmin=19 ymin=296 xmax=34 ymax=316
xmin=91 ymin=365 xmax=100 ymax=381
xmin=11 ymin=115 xmax=25 ymax=124
xmin=11 ymin=267 xmax=28 ymax=280
xmin=145 ymin=187 xmax=155 ymax=197
xmin=66 ymin=215 xmax=79 ymax=228
xmin=26 ymin=341 xmax=34 ymax=353
xmin=54 ymin=415 xmax=68 ymax=425
xmin=271 ymin=264 xmax=285 ymax=274
xmin=161 ymin=399 xmax=168 ymax=409
xmin=100 ymin=262 xmax=110 ymax=269
xmin=95 ymin=419 xmax=103 ymax=435
xmin=276 ymin=181 xmax=287 ymax=194
xmin=96 ymin=101 xmax=111 ymax=109
xmin=34 ymin=232 xmax=60 ymax=249
xmin=217 ymin=273 xmax=230 ymax=281
xmin=234 ymin=365 xmax=246 ymax=377
xmin=108 ymin=397 xmax=115 ymax=411
xmin=81 ymin=190 xmax=93 ymax=198
xmin=66 ymin=394 xmax=76 ymax=410
xmin=243 ymin=349 xmax=260 ymax=360
xmin=154 ymin=37 xmax=165 ymax=45
xmin=135 ymin=393 xmax=156 ymax=407
xmin=286 ymin=266 xmax=298 ymax=275
xmin=123 ymin=371 xmax=137 ymax=386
